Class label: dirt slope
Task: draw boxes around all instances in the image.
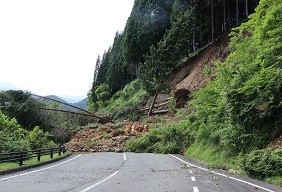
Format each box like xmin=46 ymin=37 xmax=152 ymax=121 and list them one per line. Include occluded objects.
xmin=167 ymin=35 xmax=230 ymax=94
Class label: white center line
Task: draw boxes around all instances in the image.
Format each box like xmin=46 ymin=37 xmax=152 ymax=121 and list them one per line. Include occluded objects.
xmin=169 ymin=154 xmax=275 ymax=192
xmin=193 ymin=186 xmax=199 ymax=192
xmin=0 ymin=154 xmax=82 ymax=181
xmin=80 ymin=152 xmax=125 ymax=192
xmin=191 ymin=176 xmax=196 ymax=181
xmin=79 ymin=171 xmax=119 ymax=192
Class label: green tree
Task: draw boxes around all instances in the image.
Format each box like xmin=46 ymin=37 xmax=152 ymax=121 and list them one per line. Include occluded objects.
xmin=0 ymin=111 xmax=29 ymax=152
xmin=0 ymin=90 xmax=53 ymax=131
xmin=95 ymin=83 xmax=111 ymax=108
xmin=107 ymin=32 xmax=131 ymax=94
xmin=142 ymin=7 xmax=197 ymax=93
xmin=27 ymin=126 xmax=55 ymax=150
xmin=122 ymin=0 xmax=172 ymax=77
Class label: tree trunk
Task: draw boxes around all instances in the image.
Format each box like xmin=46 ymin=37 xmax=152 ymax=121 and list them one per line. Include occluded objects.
xmin=223 ymin=0 xmax=226 ymax=32
xmin=135 ymin=62 xmax=141 ymax=79
xmin=199 ymin=14 xmax=202 ymax=46
xmin=193 ymin=32 xmax=196 ymax=52
xmin=211 ymin=0 xmax=214 ymax=41
xmin=148 ymin=89 xmax=159 ymax=116
xmin=245 ymin=0 xmax=249 ymax=18
xmin=215 ymin=4 xmax=219 ymax=36
xmin=236 ymin=0 xmax=239 ymax=25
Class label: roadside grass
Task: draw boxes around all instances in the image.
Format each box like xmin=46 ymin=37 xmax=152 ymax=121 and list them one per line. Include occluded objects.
xmin=265 ymin=177 xmax=282 ymax=187
xmin=185 ymin=143 xmax=243 ymax=173
xmin=185 ymin=143 xmax=282 ymax=187
xmin=0 ymin=151 xmax=71 ymax=172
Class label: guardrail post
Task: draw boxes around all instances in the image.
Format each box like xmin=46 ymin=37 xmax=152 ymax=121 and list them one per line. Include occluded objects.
xmin=63 ymin=146 xmax=66 ymax=154
xmin=37 ymin=149 xmax=41 ymax=161
xmin=58 ymin=146 xmax=61 ymax=156
xmin=50 ymin=148 xmax=54 ymax=159
xmin=19 ymin=151 xmax=24 ymax=166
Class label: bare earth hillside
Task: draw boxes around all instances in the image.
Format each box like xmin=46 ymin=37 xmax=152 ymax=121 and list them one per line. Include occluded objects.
xmin=168 ymin=35 xmax=230 ymax=94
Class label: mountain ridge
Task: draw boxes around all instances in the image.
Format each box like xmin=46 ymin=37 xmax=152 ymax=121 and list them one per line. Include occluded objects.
xmin=43 ymin=95 xmax=87 ymax=110
xmin=0 ymin=82 xmax=86 ymax=106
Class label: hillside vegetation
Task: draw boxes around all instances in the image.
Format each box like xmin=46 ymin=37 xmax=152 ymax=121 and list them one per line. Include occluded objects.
xmin=126 ymin=0 xmax=282 ymax=185
xmin=0 ymin=111 xmax=57 ymax=153
xmin=0 ymin=90 xmax=93 ymax=150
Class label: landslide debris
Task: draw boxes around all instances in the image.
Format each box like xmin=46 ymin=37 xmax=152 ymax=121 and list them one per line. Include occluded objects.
xmin=65 ymin=121 xmax=149 ymax=152
xmin=170 ymin=36 xmax=230 ymax=93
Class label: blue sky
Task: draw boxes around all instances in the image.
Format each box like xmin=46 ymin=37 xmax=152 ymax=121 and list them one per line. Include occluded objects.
xmin=0 ymin=0 xmax=134 ymax=97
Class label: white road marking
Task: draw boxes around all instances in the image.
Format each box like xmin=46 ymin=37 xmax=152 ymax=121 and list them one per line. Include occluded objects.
xmin=189 ymin=170 xmax=193 ymax=174
xmin=169 ymin=154 xmax=275 ymax=192
xmin=169 ymin=154 xmax=209 ymax=172
xmin=0 ymin=154 xmax=82 ymax=181
xmin=79 ymin=171 xmax=119 ymax=192
xmin=79 ymin=152 xmax=125 ymax=191
xmin=193 ymin=186 xmax=199 ymax=192
xmin=191 ymin=176 xmax=196 ymax=181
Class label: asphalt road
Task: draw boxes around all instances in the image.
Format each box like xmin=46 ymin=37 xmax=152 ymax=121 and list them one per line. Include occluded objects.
xmin=0 ymin=153 xmax=281 ymax=192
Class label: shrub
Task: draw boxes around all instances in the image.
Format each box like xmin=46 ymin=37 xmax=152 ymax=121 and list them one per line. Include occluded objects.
xmin=27 ymin=126 xmax=56 ymax=150
xmin=243 ymin=149 xmax=282 ymax=178
xmin=125 ymin=120 xmax=193 ymax=154
xmin=0 ymin=111 xmax=29 ymax=152
xmin=105 ymin=80 xmax=149 ymax=119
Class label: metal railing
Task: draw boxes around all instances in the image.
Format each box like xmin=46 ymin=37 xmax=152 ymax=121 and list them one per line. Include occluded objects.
xmin=0 ymin=146 xmax=66 ymax=166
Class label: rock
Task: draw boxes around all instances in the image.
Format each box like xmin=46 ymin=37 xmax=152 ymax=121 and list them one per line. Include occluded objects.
xmin=115 ymin=148 xmax=123 ymax=153
xmin=112 ymin=129 xmax=120 ymax=137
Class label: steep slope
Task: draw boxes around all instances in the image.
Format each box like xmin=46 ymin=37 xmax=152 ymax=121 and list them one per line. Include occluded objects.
xmin=166 ymin=35 xmax=230 ymax=94
xmin=144 ymin=35 xmax=230 ymax=109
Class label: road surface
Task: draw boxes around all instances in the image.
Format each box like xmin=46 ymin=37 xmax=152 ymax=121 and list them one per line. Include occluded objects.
xmin=0 ymin=153 xmax=280 ymax=192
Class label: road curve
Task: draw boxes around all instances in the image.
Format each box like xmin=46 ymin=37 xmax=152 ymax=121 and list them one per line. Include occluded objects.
xmin=0 ymin=153 xmax=280 ymax=192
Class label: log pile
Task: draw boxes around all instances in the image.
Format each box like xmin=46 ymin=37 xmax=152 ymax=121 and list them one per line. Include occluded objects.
xmin=140 ymin=101 xmax=169 ymax=114
xmin=140 ymin=97 xmax=172 ymax=115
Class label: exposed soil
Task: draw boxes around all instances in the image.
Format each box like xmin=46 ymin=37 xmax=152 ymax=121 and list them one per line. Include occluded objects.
xmin=169 ymin=35 xmax=230 ymax=94
xmin=145 ymin=35 xmax=230 ymax=109
xmin=268 ymin=135 xmax=282 ymax=150
xmin=65 ymin=121 xmax=149 ymax=152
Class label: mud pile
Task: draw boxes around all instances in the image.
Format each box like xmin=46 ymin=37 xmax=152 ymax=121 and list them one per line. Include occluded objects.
xmin=65 ymin=121 xmax=148 ymax=152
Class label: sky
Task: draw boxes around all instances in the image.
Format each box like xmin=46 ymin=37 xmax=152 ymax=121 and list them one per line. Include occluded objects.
xmin=0 ymin=0 xmax=134 ymax=99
